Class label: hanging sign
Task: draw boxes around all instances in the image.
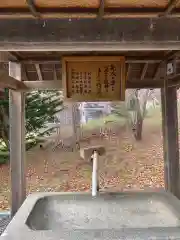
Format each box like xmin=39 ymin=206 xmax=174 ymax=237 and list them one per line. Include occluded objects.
xmin=9 ymin=62 xmax=21 ymax=80
xmin=62 ymin=56 xmax=126 ymax=102
xmin=166 ymin=60 xmax=176 ymax=77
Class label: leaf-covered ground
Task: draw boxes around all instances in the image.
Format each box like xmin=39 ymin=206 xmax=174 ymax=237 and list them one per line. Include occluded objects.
xmin=0 ymin=121 xmax=164 ymax=211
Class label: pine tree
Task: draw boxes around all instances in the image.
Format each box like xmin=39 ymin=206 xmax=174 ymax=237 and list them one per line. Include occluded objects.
xmin=0 ymin=89 xmax=63 ymax=150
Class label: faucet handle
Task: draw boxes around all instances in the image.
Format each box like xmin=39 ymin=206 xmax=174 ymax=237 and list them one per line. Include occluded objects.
xmin=80 ymin=145 xmax=106 ymax=162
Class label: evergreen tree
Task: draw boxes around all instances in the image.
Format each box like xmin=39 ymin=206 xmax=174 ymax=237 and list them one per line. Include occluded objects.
xmin=0 ymin=89 xmax=63 ymax=150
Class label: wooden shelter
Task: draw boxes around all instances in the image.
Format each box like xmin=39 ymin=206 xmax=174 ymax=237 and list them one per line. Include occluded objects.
xmin=0 ymin=0 xmax=180 ymax=216
xmin=0 ymin=0 xmax=180 ymax=19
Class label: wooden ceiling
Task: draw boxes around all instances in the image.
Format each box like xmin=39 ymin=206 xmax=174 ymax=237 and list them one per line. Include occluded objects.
xmin=0 ymin=50 xmax=179 ymax=89
xmin=0 ymin=0 xmax=172 ymax=8
xmin=0 ymin=0 xmax=180 ymax=18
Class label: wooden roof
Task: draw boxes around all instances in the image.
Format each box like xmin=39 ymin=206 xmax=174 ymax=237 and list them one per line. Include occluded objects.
xmin=0 ymin=0 xmax=172 ymax=8
xmin=0 ymin=0 xmax=180 ymax=18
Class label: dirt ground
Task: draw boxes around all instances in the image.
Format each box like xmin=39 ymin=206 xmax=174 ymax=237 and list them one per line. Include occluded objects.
xmin=0 ymin=121 xmax=164 ymax=211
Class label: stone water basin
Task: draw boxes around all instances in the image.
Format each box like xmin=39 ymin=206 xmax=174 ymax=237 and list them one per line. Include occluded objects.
xmin=2 ymin=191 xmax=180 ymax=239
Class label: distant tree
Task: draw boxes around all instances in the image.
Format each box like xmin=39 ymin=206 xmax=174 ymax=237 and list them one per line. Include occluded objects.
xmin=111 ymin=101 xmax=127 ymax=118
xmin=72 ymin=103 xmax=81 ymax=142
xmin=127 ymin=89 xmax=153 ymax=140
xmin=0 ymin=89 xmax=63 ymax=150
xmin=111 ymin=89 xmax=154 ymax=141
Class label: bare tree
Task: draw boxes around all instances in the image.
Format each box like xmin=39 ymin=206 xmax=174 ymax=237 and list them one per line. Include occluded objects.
xmin=127 ymin=89 xmax=153 ymax=141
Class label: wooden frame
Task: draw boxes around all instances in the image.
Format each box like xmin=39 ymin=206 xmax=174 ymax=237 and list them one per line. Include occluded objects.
xmin=1 ymin=9 xmax=179 ymax=212
xmin=62 ymin=56 xmax=126 ymax=101
xmin=9 ymin=62 xmax=26 ymax=216
xmin=0 ymin=63 xmax=26 ymax=90
xmin=23 ymin=80 xmax=62 ymax=91
xmin=0 ymin=0 xmax=180 ymax=19
xmin=161 ymin=85 xmax=179 ymax=198
xmin=5 ymin=58 xmax=180 ymax=215
xmin=1 ymin=19 xmax=180 ymax=51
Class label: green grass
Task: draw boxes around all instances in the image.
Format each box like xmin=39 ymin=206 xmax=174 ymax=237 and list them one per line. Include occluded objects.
xmin=0 ymin=151 xmax=9 ymax=165
xmin=83 ymin=114 xmax=126 ymax=130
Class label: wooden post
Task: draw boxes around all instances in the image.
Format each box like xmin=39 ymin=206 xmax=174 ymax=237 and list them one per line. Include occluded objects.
xmin=161 ymin=86 xmax=180 ymax=198
xmin=9 ymin=62 xmax=26 ymax=216
xmin=72 ymin=103 xmax=81 ymax=143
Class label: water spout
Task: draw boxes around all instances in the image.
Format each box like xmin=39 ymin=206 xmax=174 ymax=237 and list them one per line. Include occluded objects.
xmin=92 ymin=150 xmax=99 ymax=197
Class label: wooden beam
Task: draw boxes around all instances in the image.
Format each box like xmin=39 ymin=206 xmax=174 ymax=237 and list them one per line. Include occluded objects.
xmin=2 ymin=42 xmax=180 ymax=51
xmin=2 ymin=7 xmax=180 ymax=19
xmin=161 ymin=0 xmax=180 ymax=17
xmin=22 ymin=64 xmax=29 ymax=81
xmin=127 ymin=80 xmax=163 ymax=89
xmin=8 ymin=51 xmax=22 ymax=60
xmin=0 ymin=65 xmax=26 ymax=90
xmin=22 ymin=79 xmax=161 ymax=90
xmin=0 ymin=51 xmax=178 ymax=65
xmin=126 ymin=64 xmax=131 ymax=80
xmin=15 ymin=55 xmax=180 ymax=64
xmin=140 ymin=63 xmax=148 ymax=81
xmin=98 ymin=0 xmax=105 ymax=18
xmin=35 ymin=64 xmax=43 ymax=81
xmin=161 ymin=85 xmax=180 ymax=197
xmin=0 ymin=52 xmax=17 ymax=62
xmin=26 ymin=0 xmax=41 ymax=18
xmin=9 ymin=62 xmax=26 ymax=216
xmin=21 ymin=58 xmax=163 ymax=64
xmin=19 ymin=78 xmax=180 ymax=91
xmin=0 ymin=19 xmax=180 ymax=50
xmin=22 ymin=79 xmax=160 ymax=90
xmin=23 ymin=80 xmax=62 ymax=91
xmin=53 ymin=65 xmax=57 ymax=81
xmin=164 ymin=50 xmax=180 ymax=60
xmin=153 ymin=64 xmax=161 ymax=80
xmin=24 ymin=79 xmax=157 ymax=90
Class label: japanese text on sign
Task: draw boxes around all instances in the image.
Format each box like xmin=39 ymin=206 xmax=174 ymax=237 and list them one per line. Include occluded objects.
xmin=62 ymin=56 xmax=125 ymax=101
xmin=71 ymin=69 xmax=92 ymax=95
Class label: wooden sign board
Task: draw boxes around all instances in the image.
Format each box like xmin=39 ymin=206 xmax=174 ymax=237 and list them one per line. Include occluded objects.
xmin=62 ymin=56 xmax=125 ymax=102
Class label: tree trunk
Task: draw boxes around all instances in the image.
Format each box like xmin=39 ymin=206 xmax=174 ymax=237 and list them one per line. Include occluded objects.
xmin=131 ymin=89 xmax=150 ymax=141
xmin=72 ymin=103 xmax=81 ymax=143
xmin=141 ymin=90 xmax=150 ymax=119
xmin=134 ymin=115 xmax=143 ymax=141
xmin=133 ymin=97 xmax=143 ymax=141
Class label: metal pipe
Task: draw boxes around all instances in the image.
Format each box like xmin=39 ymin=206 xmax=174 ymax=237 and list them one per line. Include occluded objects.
xmin=92 ymin=150 xmax=98 ymax=197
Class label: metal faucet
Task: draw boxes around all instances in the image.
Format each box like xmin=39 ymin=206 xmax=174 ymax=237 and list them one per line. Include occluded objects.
xmin=80 ymin=145 xmax=105 ymax=197
xmin=91 ymin=150 xmax=99 ymax=197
